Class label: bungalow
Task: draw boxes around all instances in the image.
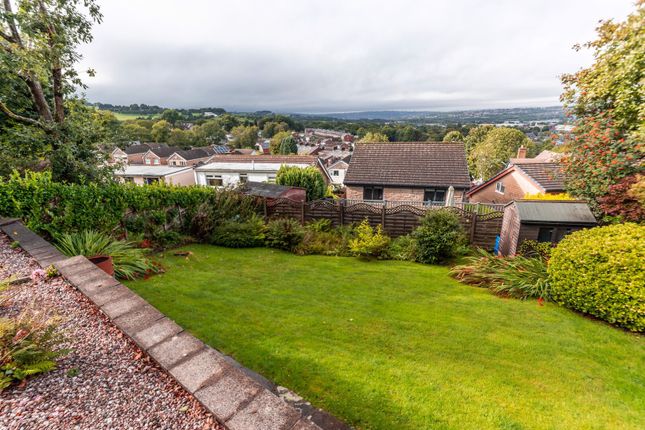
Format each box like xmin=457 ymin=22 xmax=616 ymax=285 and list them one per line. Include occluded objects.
xmin=467 ymin=149 xmax=566 ymax=204
xmin=194 ymin=155 xmax=330 ymax=187
xmin=344 ymin=142 xmax=471 ymax=203
xmin=114 ymin=165 xmax=196 ymax=186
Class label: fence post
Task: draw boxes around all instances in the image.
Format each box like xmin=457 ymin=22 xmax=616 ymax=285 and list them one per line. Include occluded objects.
xmin=263 ymin=198 xmax=268 ymax=220
xmin=469 ymin=211 xmax=477 ymax=244
xmin=301 ymin=200 xmax=306 ymax=225
xmin=339 ymin=200 xmax=345 ymax=226
xmin=381 ymin=201 xmax=386 ymax=227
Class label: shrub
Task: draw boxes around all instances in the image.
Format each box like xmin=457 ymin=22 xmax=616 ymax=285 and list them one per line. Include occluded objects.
xmin=55 ymin=230 xmax=158 ymax=280
xmin=517 ymin=240 xmax=552 ymax=260
xmin=296 ymin=224 xmax=353 ymax=256
xmin=451 ymin=249 xmax=550 ymax=299
xmin=265 ymin=218 xmax=304 ymax=251
xmin=307 ymin=218 xmax=333 ymax=233
xmin=349 ymin=219 xmax=390 ymax=259
xmin=597 ymin=174 xmax=645 ymax=222
xmin=387 ymin=235 xmax=418 ymax=261
xmin=191 ymin=191 xmax=260 ymax=240
xmin=275 ymin=165 xmax=326 ymax=201
xmin=413 ymin=209 xmax=467 ymax=264
xmin=1 ymin=309 xmax=67 ymax=390
xmin=548 ymin=223 xmax=645 ymax=332
xmin=209 ymin=214 xmax=266 ymax=248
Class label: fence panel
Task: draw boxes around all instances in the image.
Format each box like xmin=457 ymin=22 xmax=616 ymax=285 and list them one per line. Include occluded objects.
xmin=264 ymin=198 xmax=504 ymax=249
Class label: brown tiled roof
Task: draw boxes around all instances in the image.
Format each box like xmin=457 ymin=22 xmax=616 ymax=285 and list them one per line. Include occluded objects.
xmin=203 ymin=154 xmax=318 ymax=164
xmin=171 ymin=148 xmax=212 ymax=160
xmin=124 ymin=143 xmax=166 ymax=155
xmin=344 ymin=143 xmax=471 ymax=188
xmin=514 ymin=162 xmax=565 ymax=191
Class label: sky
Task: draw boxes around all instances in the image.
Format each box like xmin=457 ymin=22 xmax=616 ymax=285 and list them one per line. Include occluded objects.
xmin=78 ymin=0 xmax=636 ymax=113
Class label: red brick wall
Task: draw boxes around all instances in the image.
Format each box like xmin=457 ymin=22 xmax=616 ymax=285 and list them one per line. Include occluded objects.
xmin=346 ymin=186 xmax=465 ymax=202
xmin=469 ymin=169 xmax=543 ymax=204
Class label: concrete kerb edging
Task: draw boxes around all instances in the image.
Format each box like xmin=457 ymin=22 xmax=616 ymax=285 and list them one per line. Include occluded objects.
xmin=0 ymin=219 xmax=349 ymax=430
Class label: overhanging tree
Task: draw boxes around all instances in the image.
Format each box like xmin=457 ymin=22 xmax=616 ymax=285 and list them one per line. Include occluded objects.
xmin=0 ymin=0 xmax=107 ymax=182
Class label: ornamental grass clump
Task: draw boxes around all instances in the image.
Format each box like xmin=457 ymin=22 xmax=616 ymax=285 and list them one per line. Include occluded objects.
xmin=55 ymin=230 xmax=158 ymax=280
xmin=548 ymin=223 xmax=645 ymax=332
xmin=265 ymin=218 xmax=304 ymax=251
xmin=451 ymin=249 xmax=550 ymax=300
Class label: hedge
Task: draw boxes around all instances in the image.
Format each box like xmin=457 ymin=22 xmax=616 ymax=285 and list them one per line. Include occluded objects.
xmin=0 ymin=171 xmax=216 ymax=238
xmin=548 ymin=223 xmax=645 ymax=332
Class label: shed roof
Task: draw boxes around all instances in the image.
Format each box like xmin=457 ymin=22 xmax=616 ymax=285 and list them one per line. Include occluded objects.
xmin=344 ymin=142 xmax=471 ymax=188
xmin=115 ymin=165 xmax=193 ymax=177
xmin=513 ymin=201 xmax=596 ymax=225
xmin=240 ymin=181 xmax=304 ymax=198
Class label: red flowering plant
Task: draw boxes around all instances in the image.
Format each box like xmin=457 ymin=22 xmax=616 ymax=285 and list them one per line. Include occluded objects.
xmin=598 ymin=174 xmax=645 ymax=222
xmin=561 ymin=111 xmax=643 ymax=216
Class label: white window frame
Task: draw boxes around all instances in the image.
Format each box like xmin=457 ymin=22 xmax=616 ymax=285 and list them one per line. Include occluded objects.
xmin=495 ymin=181 xmax=505 ymax=194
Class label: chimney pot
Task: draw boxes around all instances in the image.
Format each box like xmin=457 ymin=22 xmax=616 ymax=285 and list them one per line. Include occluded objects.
xmin=517 ymin=145 xmax=527 ymax=159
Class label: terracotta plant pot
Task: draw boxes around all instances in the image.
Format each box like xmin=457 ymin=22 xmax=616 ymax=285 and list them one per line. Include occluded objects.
xmin=88 ymin=255 xmax=115 ymax=276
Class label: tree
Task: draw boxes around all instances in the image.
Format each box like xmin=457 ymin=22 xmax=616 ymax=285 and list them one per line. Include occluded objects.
xmin=168 ymin=128 xmax=194 ymax=147
xmin=0 ymin=0 xmax=107 ymax=182
xmin=160 ymin=109 xmax=181 ymax=125
xmin=230 ymin=125 xmax=259 ymax=148
xmin=262 ymin=120 xmax=289 ymax=138
xmin=395 ymin=126 xmax=422 ymax=142
xmin=193 ymin=119 xmax=225 ymax=145
xmin=469 ymin=127 xmax=533 ymax=180
xmin=278 ymin=135 xmax=298 ymax=154
xmin=151 ymin=120 xmax=171 ymax=142
xmin=560 ymin=3 xmax=644 ymax=214
xmin=122 ymin=123 xmax=151 ymax=142
xmin=463 ymin=125 xmax=494 ymax=155
xmin=443 ymin=130 xmax=464 ymax=142
xmin=276 ymin=165 xmax=326 ymax=201
xmin=270 ymin=130 xmax=291 ymax=154
xmin=358 ymin=132 xmax=389 ymax=143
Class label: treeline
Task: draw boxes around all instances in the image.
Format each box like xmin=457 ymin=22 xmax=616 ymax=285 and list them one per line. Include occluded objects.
xmin=88 ymin=102 xmax=227 ymax=117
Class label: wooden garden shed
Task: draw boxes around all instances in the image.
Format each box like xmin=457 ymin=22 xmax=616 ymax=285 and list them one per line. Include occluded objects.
xmin=497 ymin=200 xmax=597 ymax=256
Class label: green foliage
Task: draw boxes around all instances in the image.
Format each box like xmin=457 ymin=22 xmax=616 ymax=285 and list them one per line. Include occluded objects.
xmin=55 ymin=230 xmax=158 ymax=280
xmin=413 ymin=209 xmax=467 ymax=264
xmin=517 ymin=240 xmax=552 ymax=260
xmin=278 ymin=136 xmax=298 ymax=154
xmin=265 ymin=218 xmax=304 ymax=251
xmin=442 ymin=130 xmax=464 ymax=142
xmin=190 ymin=191 xmax=260 ymax=240
xmin=463 ymin=125 xmax=494 ymax=157
xmin=387 ymin=234 xmax=418 ymax=261
xmin=230 ymin=125 xmax=259 ymax=148
xmin=10 ymin=241 xmax=19 ymax=249
xmin=275 ymin=165 xmax=326 ymax=201
xmin=349 ymin=220 xmax=390 ymax=259
xmin=209 ymin=214 xmax=266 ymax=248
xmin=451 ymin=249 xmax=550 ymax=300
xmin=548 ymin=224 xmax=645 ymax=332
xmin=192 ymin=120 xmax=226 ymax=145
xmin=1 ymin=309 xmax=67 ymax=391
xmin=0 ymin=171 xmax=217 ymax=239
xmin=358 ymin=132 xmax=389 ymax=143
xmin=151 ymin=120 xmax=171 ymax=142
xmin=469 ymin=127 xmax=533 ymax=180
xmin=296 ymin=223 xmax=353 ymax=256
xmin=269 ymin=131 xmax=292 ymax=154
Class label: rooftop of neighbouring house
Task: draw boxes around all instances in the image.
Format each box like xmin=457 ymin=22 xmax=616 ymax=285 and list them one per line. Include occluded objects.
xmin=344 ymin=142 xmax=471 ymax=188
xmin=115 ymin=165 xmax=193 ymax=177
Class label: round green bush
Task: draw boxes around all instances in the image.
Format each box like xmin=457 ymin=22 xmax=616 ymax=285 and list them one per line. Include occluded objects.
xmin=412 ymin=209 xmax=467 ymax=264
xmin=548 ymin=223 xmax=645 ymax=332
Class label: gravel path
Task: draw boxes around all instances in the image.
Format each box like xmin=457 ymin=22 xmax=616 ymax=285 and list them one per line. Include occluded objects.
xmin=0 ymin=233 xmax=223 ymax=430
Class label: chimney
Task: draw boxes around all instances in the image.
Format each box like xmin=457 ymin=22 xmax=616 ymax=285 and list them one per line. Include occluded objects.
xmin=516 ymin=145 xmax=527 ymax=159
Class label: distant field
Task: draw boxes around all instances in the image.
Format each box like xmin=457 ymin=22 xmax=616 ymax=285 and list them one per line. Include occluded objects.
xmin=109 ymin=111 xmax=158 ymax=121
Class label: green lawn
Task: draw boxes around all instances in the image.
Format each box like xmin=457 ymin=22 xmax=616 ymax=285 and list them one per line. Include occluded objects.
xmin=126 ymin=245 xmax=644 ymax=430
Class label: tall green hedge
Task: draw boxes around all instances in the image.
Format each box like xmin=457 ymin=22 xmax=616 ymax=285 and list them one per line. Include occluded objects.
xmin=0 ymin=171 xmax=216 ymax=238
xmin=548 ymin=223 xmax=645 ymax=332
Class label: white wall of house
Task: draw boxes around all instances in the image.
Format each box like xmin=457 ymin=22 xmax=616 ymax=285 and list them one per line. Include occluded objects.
xmin=329 ymin=166 xmax=347 ymax=185
xmin=195 ymin=161 xmax=313 ymax=187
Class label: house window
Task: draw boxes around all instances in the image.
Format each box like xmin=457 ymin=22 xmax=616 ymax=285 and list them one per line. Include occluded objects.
xmin=206 ymin=175 xmax=223 ymax=187
xmin=267 ymin=175 xmax=276 ymax=184
xmin=333 ymin=170 xmax=339 ymax=176
xmin=537 ymin=227 xmax=554 ymax=243
xmin=239 ymin=173 xmax=248 ymax=183
xmin=495 ymin=181 xmax=505 ymax=194
xmin=144 ymin=177 xmax=159 ymax=185
xmin=363 ymin=186 xmax=383 ymax=201
xmin=153 ymin=159 xmax=160 ymax=165
xmin=145 ymin=159 xmax=151 ymax=165
xmin=423 ymin=188 xmax=446 ymax=203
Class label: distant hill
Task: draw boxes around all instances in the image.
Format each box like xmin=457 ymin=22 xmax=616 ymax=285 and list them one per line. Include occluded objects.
xmin=295 ymin=106 xmax=565 ymax=123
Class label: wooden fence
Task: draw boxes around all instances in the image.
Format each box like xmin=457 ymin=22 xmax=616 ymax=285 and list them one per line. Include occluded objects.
xmin=263 ymin=198 xmax=504 ymax=250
